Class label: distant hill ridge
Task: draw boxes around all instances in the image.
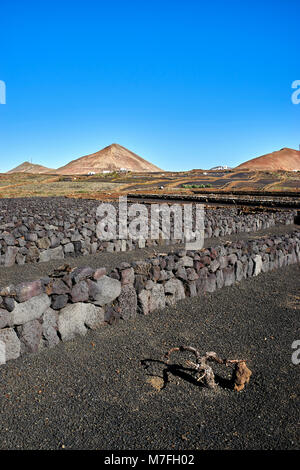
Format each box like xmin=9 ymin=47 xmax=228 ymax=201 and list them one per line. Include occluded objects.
xmin=7 ymin=145 xmax=300 ymax=174
xmin=7 ymin=161 xmax=54 ymax=174
xmin=55 ymin=143 xmax=162 ymax=174
xmin=7 ymin=143 xmax=162 ymax=174
xmin=236 ymin=147 xmax=300 ymax=171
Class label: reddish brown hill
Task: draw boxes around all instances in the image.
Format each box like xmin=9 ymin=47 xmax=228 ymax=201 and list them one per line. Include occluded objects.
xmin=7 ymin=162 xmax=54 ymax=174
xmin=55 ymin=143 xmax=162 ymax=175
xmin=236 ymin=148 xmax=300 ymax=171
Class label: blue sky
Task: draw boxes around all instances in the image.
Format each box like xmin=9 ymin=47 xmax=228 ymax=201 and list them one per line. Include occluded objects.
xmin=0 ymin=0 xmax=299 ymax=172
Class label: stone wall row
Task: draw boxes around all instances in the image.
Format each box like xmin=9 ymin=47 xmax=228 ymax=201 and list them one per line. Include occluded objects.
xmin=0 ymin=230 xmax=300 ymax=366
xmin=0 ymin=196 xmax=296 ymax=266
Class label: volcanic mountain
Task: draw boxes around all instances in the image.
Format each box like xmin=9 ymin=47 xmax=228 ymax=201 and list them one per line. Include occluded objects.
xmin=55 ymin=144 xmax=162 ymax=174
xmin=236 ymin=148 xmax=300 ymax=171
xmin=7 ymin=161 xmax=54 ymax=174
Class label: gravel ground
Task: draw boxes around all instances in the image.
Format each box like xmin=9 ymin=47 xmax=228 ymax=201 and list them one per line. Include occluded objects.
xmin=0 ymin=263 xmax=299 ymax=450
xmin=0 ymin=223 xmax=297 ymax=287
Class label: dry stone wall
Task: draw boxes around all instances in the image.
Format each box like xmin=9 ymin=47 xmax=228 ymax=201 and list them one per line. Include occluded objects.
xmin=0 ymin=197 xmax=296 ymax=266
xmin=1 ymin=229 xmax=299 ymax=366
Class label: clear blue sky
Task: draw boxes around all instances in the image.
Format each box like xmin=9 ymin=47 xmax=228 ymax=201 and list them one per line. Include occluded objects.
xmin=0 ymin=0 xmax=299 ymax=172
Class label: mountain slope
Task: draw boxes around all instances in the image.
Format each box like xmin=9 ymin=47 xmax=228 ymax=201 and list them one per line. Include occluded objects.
xmin=55 ymin=144 xmax=162 ymax=174
xmin=7 ymin=162 xmax=54 ymax=174
xmin=236 ymin=148 xmax=300 ymax=171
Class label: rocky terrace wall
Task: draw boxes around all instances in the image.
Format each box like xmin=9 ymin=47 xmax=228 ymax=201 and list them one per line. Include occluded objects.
xmin=0 ymin=230 xmax=299 ymax=366
xmin=0 ymin=197 xmax=296 ymax=266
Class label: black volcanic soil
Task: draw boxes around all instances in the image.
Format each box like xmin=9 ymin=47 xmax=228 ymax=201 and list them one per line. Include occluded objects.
xmin=0 ymin=263 xmax=299 ymax=450
xmin=0 ymin=196 xmax=299 ymax=450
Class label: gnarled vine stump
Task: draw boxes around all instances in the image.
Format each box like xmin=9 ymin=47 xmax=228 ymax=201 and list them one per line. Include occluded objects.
xmin=165 ymin=346 xmax=252 ymax=391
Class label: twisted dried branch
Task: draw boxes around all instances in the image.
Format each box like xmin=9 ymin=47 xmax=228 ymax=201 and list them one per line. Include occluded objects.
xmin=165 ymin=346 xmax=251 ymax=391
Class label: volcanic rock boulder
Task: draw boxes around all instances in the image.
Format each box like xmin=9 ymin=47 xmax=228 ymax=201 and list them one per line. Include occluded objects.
xmin=0 ymin=328 xmax=21 ymax=363
xmin=57 ymin=303 xmax=105 ymax=341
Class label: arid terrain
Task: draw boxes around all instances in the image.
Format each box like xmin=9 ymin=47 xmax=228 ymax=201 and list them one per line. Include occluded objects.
xmin=1 ymin=144 xmax=299 ymax=452
xmin=237 ymin=147 xmax=300 ymax=171
xmin=7 ymin=162 xmax=55 ymax=174
xmin=2 ymin=0 xmax=299 ymax=453
xmin=0 ymin=167 xmax=299 ymax=199
xmin=3 ymin=144 xmax=300 ymax=199
xmin=7 ymin=143 xmax=162 ymax=175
